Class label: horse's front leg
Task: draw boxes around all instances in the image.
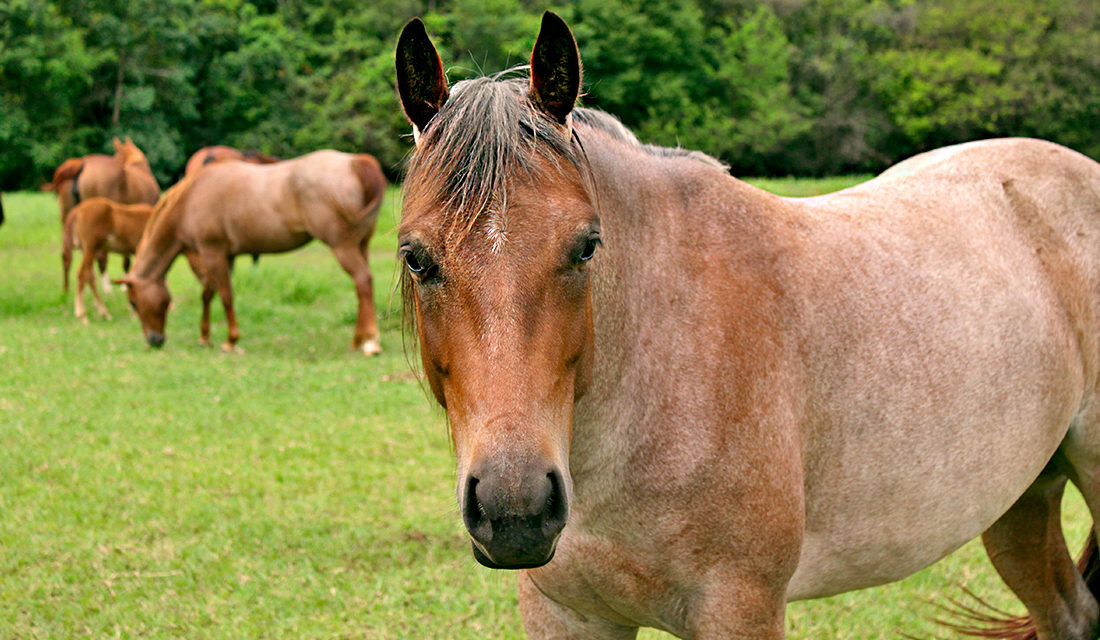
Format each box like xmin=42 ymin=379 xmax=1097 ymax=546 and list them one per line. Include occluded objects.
xmin=199 ymin=249 xmax=241 ymax=352
xmin=97 ymin=251 xmax=112 ymax=293
xmin=184 ymin=251 xmax=214 ymax=346
xmin=518 ymin=572 xmax=638 ymax=640
xmin=330 ymin=237 xmax=381 ymax=356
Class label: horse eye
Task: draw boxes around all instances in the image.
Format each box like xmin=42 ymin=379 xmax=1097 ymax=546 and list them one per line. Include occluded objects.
xmin=577 ymin=235 xmax=601 ymax=263
xmin=402 ymin=246 xmax=439 ymax=281
xmin=404 ymin=251 xmax=425 ymax=274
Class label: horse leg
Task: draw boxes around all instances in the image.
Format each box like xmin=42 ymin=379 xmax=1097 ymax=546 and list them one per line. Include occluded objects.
xmin=184 ymin=252 xmax=214 ymax=346
xmin=98 ymin=251 xmax=112 ymax=293
xmin=330 ymin=238 xmax=381 ymax=356
xmin=75 ymin=250 xmax=96 ymax=324
xmin=62 ymin=246 xmax=72 ymax=294
xmin=88 ymin=255 xmax=112 ymax=321
xmin=980 ymin=465 xmax=1100 ymax=640
xmin=518 ymin=573 xmax=638 ymax=640
xmin=200 ymin=249 xmax=241 ymax=352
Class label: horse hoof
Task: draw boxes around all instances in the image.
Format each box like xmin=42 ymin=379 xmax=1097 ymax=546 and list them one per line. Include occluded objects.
xmin=198 ymin=337 xmax=211 ymax=347
xmin=360 ymin=338 xmax=382 ymax=356
xmin=79 ymin=316 xmax=90 ymax=326
xmin=221 ymin=343 xmax=244 ymax=354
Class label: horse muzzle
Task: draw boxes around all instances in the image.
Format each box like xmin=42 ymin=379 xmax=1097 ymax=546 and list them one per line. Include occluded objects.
xmin=146 ymin=331 xmax=165 ymax=348
xmin=460 ymin=461 xmax=569 ymax=569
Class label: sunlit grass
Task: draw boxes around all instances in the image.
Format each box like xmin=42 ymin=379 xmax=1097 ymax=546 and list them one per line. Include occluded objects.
xmin=0 ymin=184 xmax=1090 ymax=639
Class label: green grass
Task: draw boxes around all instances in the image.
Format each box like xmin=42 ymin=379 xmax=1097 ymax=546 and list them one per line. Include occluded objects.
xmin=0 ymin=180 xmax=1090 ymax=639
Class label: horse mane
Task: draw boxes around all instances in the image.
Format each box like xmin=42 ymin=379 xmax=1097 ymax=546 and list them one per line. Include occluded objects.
xmin=133 ymin=172 xmax=195 ymax=274
xmin=571 ymin=108 xmax=729 ymax=171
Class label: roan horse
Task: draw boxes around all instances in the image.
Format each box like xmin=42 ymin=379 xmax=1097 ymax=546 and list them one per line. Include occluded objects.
xmin=42 ymin=138 xmax=161 ymax=291
xmin=120 ymin=150 xmax=386 ymax=354
xmin=396 ymin=14 xmax=1100 ymax=639
xmin=62 ymin=197 xmax=154 ymax=323
xmin=183 ymin=145 xmax=281 ymax=177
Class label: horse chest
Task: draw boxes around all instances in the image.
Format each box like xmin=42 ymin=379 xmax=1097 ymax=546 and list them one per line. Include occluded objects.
xmin=527 ymin=531 xmax=695 ymax=635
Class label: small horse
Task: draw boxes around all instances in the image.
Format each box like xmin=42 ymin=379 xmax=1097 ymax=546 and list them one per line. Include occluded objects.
xmin=183 ymin=145 xmax=282 ymax=177
xmin=62 ymin=197 xmax=153 ymax=323
xmin=396 ymin=14 xmax=1100 ymax=639
xmin=42 ymin=138 xmax=161 ymax=291
xmin=120 ymin=150 xmax=386 ymax=354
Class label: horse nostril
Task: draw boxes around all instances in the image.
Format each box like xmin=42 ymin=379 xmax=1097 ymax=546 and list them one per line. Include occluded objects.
xmin=462 ymin=475 xmax=492 ymax=543
xmin=147 ymin=332 xmax=165 ymax=348
xmin=544 ymin=469 xmax=568 ymax=535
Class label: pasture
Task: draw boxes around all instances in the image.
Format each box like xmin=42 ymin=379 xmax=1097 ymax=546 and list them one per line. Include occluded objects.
xmin=0 ymin=183 xmax=1089 ymax=639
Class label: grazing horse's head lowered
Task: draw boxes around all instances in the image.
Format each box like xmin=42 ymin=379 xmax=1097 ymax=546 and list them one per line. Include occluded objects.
xmin=397 ymin=13 xmax=593 ymax=569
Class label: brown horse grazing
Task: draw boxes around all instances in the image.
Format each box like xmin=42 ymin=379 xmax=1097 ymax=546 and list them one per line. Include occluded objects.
xmin=120 ymin=150 xmax=386 ymax=354
xmin=183 ymin=145 xmax=282 ymax=177
xmin=42 ymin=138 xmax=161 ymax=291
xmin=62 ymin=197 xmax=153 ymax=323
xmin=396 ymin=14 xmax=1100 ymax=640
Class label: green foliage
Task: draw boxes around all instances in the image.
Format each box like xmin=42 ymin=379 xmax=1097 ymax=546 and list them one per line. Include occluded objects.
xmin=0 ymin=0 xmax=1098 ymax=188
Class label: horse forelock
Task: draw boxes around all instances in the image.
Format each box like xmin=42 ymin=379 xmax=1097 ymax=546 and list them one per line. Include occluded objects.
xmin=404 ymin=76 xmax=584 ymax=240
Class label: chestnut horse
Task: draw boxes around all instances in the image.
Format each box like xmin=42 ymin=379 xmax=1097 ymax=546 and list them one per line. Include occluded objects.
xmin=183 ymin=145 xmax=281 ymax=177
xmin=396 ymin=14 xmax=1100 ymax=640
xmin=43 ymin=138 xmax=160 ymax=290
xmin=63 ymin=197 xmax=153 ymax=323
xmin=120 ymin=150 xmax=386 ymax=354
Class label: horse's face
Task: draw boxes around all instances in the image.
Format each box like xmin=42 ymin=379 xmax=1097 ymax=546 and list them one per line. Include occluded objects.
xmin=397 ymin=13 xmax=587 ymax=569
xmin=122 ymin=276 xmax=171 ymax=348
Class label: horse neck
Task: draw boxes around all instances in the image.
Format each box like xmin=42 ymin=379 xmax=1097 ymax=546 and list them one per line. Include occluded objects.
xmin=569 ymin=134 xmax=796 ymax=477
xmin=132 ymin=200 xmax=184 ymax=282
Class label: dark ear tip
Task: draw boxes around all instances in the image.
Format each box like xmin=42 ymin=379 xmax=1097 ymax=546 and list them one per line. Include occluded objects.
xmin=399 ymin=17 xmax=428 ymax=41
xmin=539 ymin=11 xmax=570 ymax=33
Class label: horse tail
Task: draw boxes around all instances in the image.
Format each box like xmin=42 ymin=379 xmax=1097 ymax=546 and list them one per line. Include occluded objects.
xmin=351 ymin=154 xmax=387 ymax=218
xmin=42 ymin=158 xmax=84 ymax=193
xmin=938 ymin=530 xmax=1100 ymax=639
xmin=0 ymin=192 xmax=5 ymax=227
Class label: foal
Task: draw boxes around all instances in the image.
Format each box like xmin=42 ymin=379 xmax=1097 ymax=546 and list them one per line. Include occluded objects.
xmin=43 ymin=138 xmax=160 ymax=291
xmin=63 ymin=197 xmax=153 ymax=323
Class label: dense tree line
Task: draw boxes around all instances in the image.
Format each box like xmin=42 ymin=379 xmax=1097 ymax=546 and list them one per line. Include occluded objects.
xmin=2 ymin=0 xmax=1098 ymax=189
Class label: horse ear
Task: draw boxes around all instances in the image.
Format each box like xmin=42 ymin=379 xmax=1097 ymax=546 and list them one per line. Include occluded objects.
xmin=113 ymin=137 xmax=123 ymax=151
xmin=396 ymin=18 xmax=449 ymax=136
xmin=529 ymin=11 xmax=581 ymax=124
xmin=125 ymin=136 xmax=134 ymax=146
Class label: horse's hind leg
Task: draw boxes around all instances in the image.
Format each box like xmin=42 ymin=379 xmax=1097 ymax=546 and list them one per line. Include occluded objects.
xmin=981 ymin=465 xmax=1100 ymax=639
xmin=74 ymin=250 xmax=97 ymax=324
xmin=518 ymin=573 xmax=638 ymax=640
xmin=330 ymin=238 xmax=381 ymax=356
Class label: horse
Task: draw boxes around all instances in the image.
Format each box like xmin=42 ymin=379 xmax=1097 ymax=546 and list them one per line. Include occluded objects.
xmin=0 ymin=191 xmax=5 ymax=227
xmin=395 ymin=13 xmax=1100 ymax=639
xmin=119 ymin=150 xmax=386 ymax=355
xmin=62 ymin=197 xmax=154 ymax=323
xmin=42 ymin=138 xmax=161 ymax=291
xmin=183 ymin=145 xmax=282 ymax=177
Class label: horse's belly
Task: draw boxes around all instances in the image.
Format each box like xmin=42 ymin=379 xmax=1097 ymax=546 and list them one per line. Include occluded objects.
xmin=786 ymin=334 xmax=1081 ymax=600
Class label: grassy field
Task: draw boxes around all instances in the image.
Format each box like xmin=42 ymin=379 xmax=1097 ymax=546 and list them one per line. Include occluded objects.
xmin=0 ymin=180 xmax=1090 ymax=639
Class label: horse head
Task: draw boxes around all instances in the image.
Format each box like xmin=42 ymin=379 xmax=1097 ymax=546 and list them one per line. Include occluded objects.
xmin=117 ymin=274 xmax=170 ymax=348
xmin=115 ymin=137 xmax=152 ymax=171
xmin=397 ymin=13 xmax=596 ymax=569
